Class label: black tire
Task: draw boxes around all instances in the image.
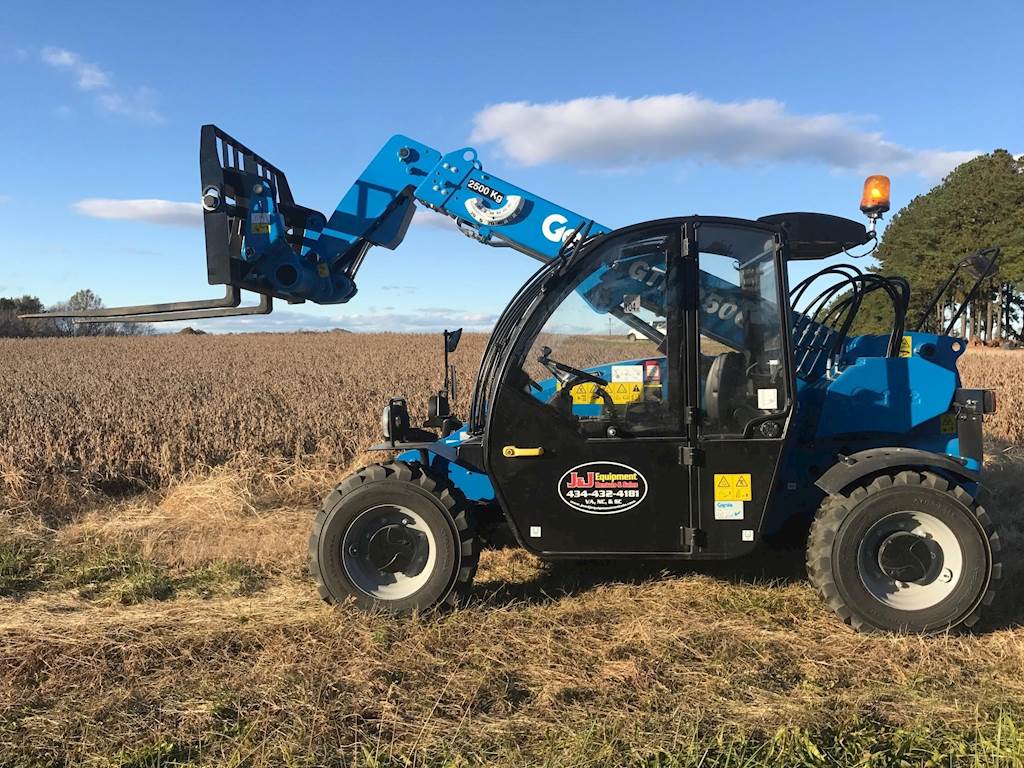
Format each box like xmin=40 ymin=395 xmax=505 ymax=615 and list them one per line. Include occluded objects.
xmin=309 ymin=461 xmax=479 ymax=614
xmin=807 ymin=470 xmax=1002 ymax=634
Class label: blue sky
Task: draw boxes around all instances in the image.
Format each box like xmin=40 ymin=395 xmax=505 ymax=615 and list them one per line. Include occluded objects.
xmin=1 ymin=0 xmax=1021 ymax=332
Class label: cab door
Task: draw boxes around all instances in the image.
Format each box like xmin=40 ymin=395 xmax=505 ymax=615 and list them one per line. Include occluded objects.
xmin=485 ymin=223 xmax=695 ymax=556
xmin=690 ymin=221 xmax=794 ymax=557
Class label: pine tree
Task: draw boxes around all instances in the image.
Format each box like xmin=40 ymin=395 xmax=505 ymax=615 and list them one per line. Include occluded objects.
xmin=873 ymin=150 xmax=1024 ymax=341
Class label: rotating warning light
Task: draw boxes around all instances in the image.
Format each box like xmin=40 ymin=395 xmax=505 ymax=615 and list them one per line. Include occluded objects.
xmin=860 ymin=175 xmax=891 ymax=216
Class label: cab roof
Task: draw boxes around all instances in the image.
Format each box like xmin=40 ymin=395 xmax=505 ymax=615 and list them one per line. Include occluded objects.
xmin=757 ymin=212 xmax=870 ymax=260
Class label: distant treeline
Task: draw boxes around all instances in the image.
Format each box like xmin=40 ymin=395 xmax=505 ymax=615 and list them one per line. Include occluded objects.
xmin=0 ymin=290 xmax=152 ymax=337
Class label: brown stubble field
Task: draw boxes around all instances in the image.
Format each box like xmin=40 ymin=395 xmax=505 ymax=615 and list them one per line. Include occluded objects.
xmin=1 ymin=334 xmax=1024 ymax=766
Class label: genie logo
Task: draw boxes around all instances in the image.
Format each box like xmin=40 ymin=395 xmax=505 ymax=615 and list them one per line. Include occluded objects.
xmin=542 ymin=213 xmax=571 ymax=243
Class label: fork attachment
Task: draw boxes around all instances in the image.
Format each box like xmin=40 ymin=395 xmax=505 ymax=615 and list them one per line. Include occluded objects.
xmin=21 ymin=124 xmax=322 ymax=323
xmin=20 ymin=286 xmax=273 ymax=324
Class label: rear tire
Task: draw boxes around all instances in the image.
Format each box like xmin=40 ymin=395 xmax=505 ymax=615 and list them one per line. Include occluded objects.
xmin=309 ymin=461 xmax=479 ymax=614
xmin=807 ymin=470 xmax=1001 ymax=634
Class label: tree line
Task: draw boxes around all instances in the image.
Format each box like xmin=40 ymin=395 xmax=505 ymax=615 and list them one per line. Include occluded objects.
xmin=0 ymin=289 xmax=153 ymax=338
xmin=853 ymin=149 xmax=1024 ymax=343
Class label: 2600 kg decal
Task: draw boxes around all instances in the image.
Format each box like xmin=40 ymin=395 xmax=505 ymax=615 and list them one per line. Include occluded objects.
xmin=557 ymin=461 xmax=648 ymax=514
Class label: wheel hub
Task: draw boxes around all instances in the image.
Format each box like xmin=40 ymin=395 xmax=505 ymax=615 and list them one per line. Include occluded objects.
xmin=877 ymin=531 xmax=936 ymax=584
xmin=367 ymin=523 xmax=417 ymax=573
xmin=857 ymin=510 xmax=963 ymax=611
xmin=341 ymin=504 xmax=437 ymax=601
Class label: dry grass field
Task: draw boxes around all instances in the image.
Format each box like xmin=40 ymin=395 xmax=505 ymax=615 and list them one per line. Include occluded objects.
xmin=1 ymin=335 xmax=1024 ymax=766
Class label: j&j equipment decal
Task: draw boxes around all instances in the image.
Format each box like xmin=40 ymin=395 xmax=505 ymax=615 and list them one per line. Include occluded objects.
xmin=558 ymin=461 xmax=648 ymax=514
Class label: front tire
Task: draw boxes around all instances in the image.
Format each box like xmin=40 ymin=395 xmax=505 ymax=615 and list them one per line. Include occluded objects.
xmin=309 ymin=461 xmax=479 ymax=614
xmin=807 ymin=470 xmax=1001 ymax=634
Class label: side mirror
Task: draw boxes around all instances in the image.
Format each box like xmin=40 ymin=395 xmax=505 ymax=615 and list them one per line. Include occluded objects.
xmin=442 ymin=329 xmax=462 ymax=407
xmin=963 ymin=251 xmax=999 ymax=280
xmin=445 ymin=328 xmax=463 ymax=354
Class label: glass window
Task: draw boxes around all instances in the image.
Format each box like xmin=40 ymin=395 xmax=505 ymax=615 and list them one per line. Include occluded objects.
xmin=697 ymin=225 xmax=787 ymax=438
xmin=515 ymin=230 xmax=679 ymax=437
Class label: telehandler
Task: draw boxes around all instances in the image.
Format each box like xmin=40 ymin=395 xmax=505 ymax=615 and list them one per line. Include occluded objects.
xmin=31 ymin=126 xmax=1003 ymax=633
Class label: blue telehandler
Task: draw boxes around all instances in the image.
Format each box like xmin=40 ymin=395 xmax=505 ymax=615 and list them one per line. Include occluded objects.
xmin=32 ymin=125 xmax=1004 ymax=633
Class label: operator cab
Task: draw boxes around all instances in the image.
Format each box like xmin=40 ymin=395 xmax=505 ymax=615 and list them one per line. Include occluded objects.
xmin=483 ymin=217 xmax=795 ymax=557
xmin=514 ymin=221 xmax=788 ymax=439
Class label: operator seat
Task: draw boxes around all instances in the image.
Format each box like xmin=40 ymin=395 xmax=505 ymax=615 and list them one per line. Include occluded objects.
xmin=704 ymin=351 xmax=752 ymax=435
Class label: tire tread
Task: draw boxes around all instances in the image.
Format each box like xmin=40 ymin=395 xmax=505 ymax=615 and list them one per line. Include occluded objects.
xmin=807 ymin=470 xmax=1002 ymax=634
xmin=309 ymin=460 xmax=480 ymax=611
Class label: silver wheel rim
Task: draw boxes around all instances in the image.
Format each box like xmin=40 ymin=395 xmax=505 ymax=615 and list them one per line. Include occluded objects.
xmin=342 ymin=504 xmax=437 ymax=600
xmin=857 ymin=510 xmax=963 ymax=611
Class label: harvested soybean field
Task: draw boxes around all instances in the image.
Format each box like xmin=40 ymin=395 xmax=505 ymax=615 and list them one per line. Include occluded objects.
xmin=1 ymin=334 xmax=1024 ymax=767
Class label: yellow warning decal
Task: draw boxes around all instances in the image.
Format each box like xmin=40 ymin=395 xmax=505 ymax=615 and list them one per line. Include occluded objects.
xmin=251 ymin=223 xmax=271 ymax=235
xmin=940 ymin=412 xmax=957 ymax=434
xmin=564 ymin=381 xmax=644 ymax=405
xmin=899 ymin=335 xmax=913 ymax=358
xmin=714 ymin=473 xmax=752 ymax=502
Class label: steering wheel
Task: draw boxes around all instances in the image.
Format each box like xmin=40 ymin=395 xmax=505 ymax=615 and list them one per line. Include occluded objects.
xmin=537 ymin=346 xmax=615 ymax=413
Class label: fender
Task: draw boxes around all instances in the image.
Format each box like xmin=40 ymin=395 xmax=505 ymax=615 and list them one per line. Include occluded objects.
xmin=815 ymin=447 xmax=979 ymax=496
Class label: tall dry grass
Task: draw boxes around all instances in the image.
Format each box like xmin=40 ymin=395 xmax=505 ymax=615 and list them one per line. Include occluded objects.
xmin=0 ymin=333 xmax=487 ymax=505
xmin=960 ymin=347 xmax=1024 ymax=443
xmin=2 ymin=335 xmax=1021 ymax=510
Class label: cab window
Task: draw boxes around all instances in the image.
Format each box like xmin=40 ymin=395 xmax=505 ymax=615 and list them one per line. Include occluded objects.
xmin=517 ymin=229 xmax=680 ymax=438
xmin=697 ymin=225 xmax=787 ymax=438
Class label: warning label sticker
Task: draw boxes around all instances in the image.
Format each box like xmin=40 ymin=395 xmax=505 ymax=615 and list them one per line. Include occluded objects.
xmin=567 ymin=381 xmax=643 ymax=405
xmin=899 ymin=335 xmax=913 ymax=358
xmin=757 ymin=388 xmax=778 ymax=410
xmin=611 ymin=365 xmax=644 ymax=383
xmin=940 ymin=412 xmax=957 ymax=434
xmin=644 ymin=360 xmax=661 ymax=384
xmin=714 ymin=473 xmax=752 ymax=502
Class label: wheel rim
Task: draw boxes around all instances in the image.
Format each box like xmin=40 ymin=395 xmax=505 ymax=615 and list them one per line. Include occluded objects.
xmin=342 ymin=505 xmax=437 ymax=600
xmin=857 ymin=511 xmax=964 ymax=611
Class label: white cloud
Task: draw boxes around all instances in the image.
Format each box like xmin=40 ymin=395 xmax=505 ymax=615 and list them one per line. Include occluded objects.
xmin=72 ymin=198 xmax=202 ymax=228
xmin=41 ymin=46 xmax=110 ymax=90
xmin=69 ymin=197 xmax=465 ymax=233
xmin=40 ymin=46 xmax=162 ymax=122
xmin=470 ymin=94 xmax=979 ymax=179
xmin=411 ymin=206 xmax=459 ymax=231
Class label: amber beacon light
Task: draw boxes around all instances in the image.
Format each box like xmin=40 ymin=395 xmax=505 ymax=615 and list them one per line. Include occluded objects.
xmin=859 ymin=174 xmax=891 ymax=235
xmin=860 ymin=175 xmax=891 ymax=215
